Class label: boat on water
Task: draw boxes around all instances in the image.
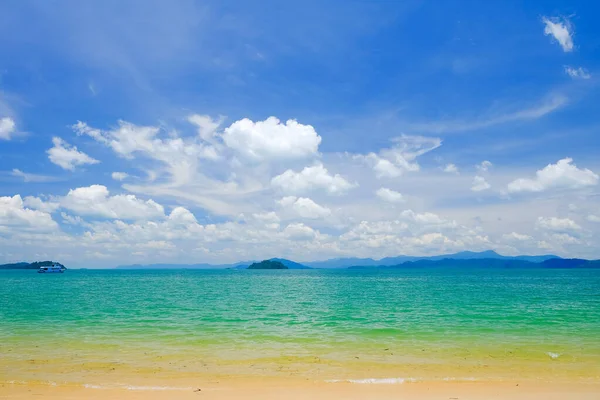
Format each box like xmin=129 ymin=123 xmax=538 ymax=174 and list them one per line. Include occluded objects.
xmin=38 ymin=263 xmax=65 ymax=273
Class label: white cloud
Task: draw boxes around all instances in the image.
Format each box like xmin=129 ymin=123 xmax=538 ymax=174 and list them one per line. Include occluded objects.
xmin=364 ymin=155 xmax=404 ymax=178
xmin=536 ymin=217 xmax=581 ymax=232
xmin=400 ymin=209 xmax=454 ymax=226
xmin=11 ymin=169 xmax=58 ymax=183
xmin=47 ymin=137 xmax=99 ymax=171
xmin=565 ymin=66 xmax=591 ymax=79
xmin=61 ymin=212 xmax=86 ymax=226
xmin=543 ymin=17 xmax=574 ymax=52
xmin=407 ymin=94 xmax=568 ymax=134
xmin=278 ymin=196 xmax=331 ymax=219
xmin=507 ymin=158 xmax=598 ymax=193
xmin=23 ymin=196 xmax=60 ymax=213
xmin=471 ymin=175 xmax=491 ymax=192
xmin=111 ymin=172 xmax=129 ymax=181
xmin=222 ymin=117 xmax=321 ymax=161
xmin=356 ymin=134 xmax=442 ymax=178
xmin=187 ymin=114 xmax=223 ymax=144
xmin=443 ymin=163 xmax=459 ymax=174
xmin=61 ymin=185 xmax=165 ymax=220
xmin=549 ymin=233 xmax=580 ymax=245
xmin=476 ymin=160 xmax=492 ymax=172
xmin=251 ymin=211 xmax=280 ymax=229
xmin=0 ymin=117 xmax=16 ymax=140
xmin=339 ymin=211 xmax=487 ymax=254
xmin=376 ymin=187 xmax=404 ymax=203
xmin=587 ymin=215 xmax=600 ymax=223
xmin=0 ymin=195 xmax=58 ymax=232
xmin=271 ymin=163 xmax=356 ymax=195
xmin=283 ymin=222 xmax=317 ymax=240
xmin=502 ymin=232 xmax=533 ymax=242
xmin=74 ymin=120 xmax=219 ymax=185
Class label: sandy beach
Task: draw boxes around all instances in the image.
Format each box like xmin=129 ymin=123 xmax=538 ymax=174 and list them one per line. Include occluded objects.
xmin=3 ymin=379 xmax=600 ymax=400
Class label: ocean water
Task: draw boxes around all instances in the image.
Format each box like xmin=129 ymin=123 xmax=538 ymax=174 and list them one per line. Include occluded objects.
xmin=1 ymin=268 xmax=599 ymax=387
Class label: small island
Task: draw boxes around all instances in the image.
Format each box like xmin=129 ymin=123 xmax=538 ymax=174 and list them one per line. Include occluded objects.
xmin=247 ymin=260 xmax=288 ymax=269
xmin=0 ymin=261 xmax=66 ymax=270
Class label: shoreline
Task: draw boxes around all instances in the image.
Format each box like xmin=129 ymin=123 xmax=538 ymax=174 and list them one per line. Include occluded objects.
xmin=3 ymin=379 xmax=600 ymax=399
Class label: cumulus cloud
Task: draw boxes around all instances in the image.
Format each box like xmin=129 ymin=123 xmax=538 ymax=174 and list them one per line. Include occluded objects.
xmin=271 ymin=163 xmax=356 ymax=195
xmin=502 ymin=232 xmax=533 ymax=242
xmin=356 ymin=134 xmax=442 ymax=178
xmin=0 ymin=117 xmax=16 ymax=140
xmin=476 ymin=160 xmax=492 ymax=172
xmin=471 ymin=176 xmax=491 ymax=192
xmin=278 ymin=196 xmax=331 ymax=219
xmin=507 ymin=158 xmax=598 ymax=193
xmin=111 ymin=172 xmax=129 ymax=181
xmin=443 ymin=163 xmax=459 ymax=174
xmin=74 ymin=120 xmax=219 ymax=186
xmin=222 ymin=117 xmax=321 ymax=161
xmin=565 ymin=66 xmax=591 ymax=79
xmin=0 ymin=195 xmax=58 ymax=232
xmin=536 ymin=217 xmax=581 ymax=232
xmin=376 ymin=187 xmax=404 ymax=203
xmin=251 ymin=211 xmax=280 ymax=229
xmin=339 ymin=210 xmax=487 ymax=254
xmin=47 ymin=137 xmax=99 ymax=171
xmin=587 ymin=215 xmax=600 ymax=223
xmin=23 ymin=196 xmax=60 ymax=213
xmin=283 ymin=222 xmax=317 ymax=240
xmin=543 ymin=16 xmax=574 ymax=52
xmin=61 ymin=185 xmax=165 ymax=220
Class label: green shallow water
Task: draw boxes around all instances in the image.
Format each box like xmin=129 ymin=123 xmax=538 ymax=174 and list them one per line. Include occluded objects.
xmin=1 ymin=268 xmax=600 ymax=385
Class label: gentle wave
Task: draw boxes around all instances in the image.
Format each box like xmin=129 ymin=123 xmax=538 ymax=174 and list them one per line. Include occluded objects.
xmin=547 ymin=352 xmax=561 ymax=359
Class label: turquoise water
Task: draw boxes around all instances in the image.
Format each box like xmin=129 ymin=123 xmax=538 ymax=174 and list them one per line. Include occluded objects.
xmin=1 ymin=268 xmax=600 ymax=385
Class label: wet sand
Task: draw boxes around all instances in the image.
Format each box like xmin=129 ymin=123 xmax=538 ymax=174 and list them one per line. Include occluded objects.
xmin=2 ymin=379 xmax=600 ymax=400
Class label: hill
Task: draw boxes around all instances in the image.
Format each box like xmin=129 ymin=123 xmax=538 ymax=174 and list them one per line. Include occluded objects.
xmin=247 ymin=260 xmax=288 ymax=269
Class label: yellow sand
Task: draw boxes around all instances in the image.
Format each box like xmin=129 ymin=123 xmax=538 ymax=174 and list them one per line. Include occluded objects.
xmin=2 ymin=379 xmax=600 ymax=400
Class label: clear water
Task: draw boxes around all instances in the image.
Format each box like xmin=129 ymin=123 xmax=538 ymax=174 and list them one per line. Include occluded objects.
xmin=1 ymin=268 xmax=599 ymax=386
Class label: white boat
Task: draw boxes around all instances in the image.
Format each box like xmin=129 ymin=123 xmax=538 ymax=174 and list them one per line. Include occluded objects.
xmin=37 ymin=264 xmax=65 ymax=273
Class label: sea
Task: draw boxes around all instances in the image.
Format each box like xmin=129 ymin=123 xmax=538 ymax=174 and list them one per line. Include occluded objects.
xmin=1 ymin=268 xmax=599 ymax=389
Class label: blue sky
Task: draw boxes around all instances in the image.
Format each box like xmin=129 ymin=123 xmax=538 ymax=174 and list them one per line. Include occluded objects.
xmin=1 ymin=1 xmax=599 ymax=267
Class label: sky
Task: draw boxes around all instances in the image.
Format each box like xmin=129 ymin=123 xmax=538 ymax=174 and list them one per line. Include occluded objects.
xmin=1 ymin=0 xmax=600 ymax=268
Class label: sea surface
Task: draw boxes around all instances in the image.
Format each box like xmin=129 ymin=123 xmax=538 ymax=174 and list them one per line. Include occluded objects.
xmin=1 ymin=268 xmax=599 ymax=388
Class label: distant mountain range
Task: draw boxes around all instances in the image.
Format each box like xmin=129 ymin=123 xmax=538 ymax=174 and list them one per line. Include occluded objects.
xmin=350 ymin=257 xmax=600 ymax=270
xmin=302 ymin=250 xmax=559 ymax=268
xmin=4 ymin=252 xmax=597 ymax=270
xmin=111 ymin=250 xmax=594 ymax=270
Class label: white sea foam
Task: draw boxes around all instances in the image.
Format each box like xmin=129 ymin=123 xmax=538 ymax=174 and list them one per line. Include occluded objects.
xmin=547 ymin=352 xmax=561 ymax=359
xmin=83 ymin=384 xmax=104 ymax=389
xmin=326 ymin=377 xmax=416 ymax=384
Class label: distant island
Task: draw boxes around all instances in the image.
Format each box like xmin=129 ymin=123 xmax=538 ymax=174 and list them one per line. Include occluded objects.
xmin=105 ymin=250 xmax=600 ymax=270
xmin=0 ymin=261 xmax=66 ymax=270
xmin=247 ymin=260 xmax=288 ymax=269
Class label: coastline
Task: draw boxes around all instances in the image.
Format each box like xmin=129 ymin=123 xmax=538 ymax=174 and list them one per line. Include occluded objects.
xmin=3 ymin=379 xmax=600 ymax=400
